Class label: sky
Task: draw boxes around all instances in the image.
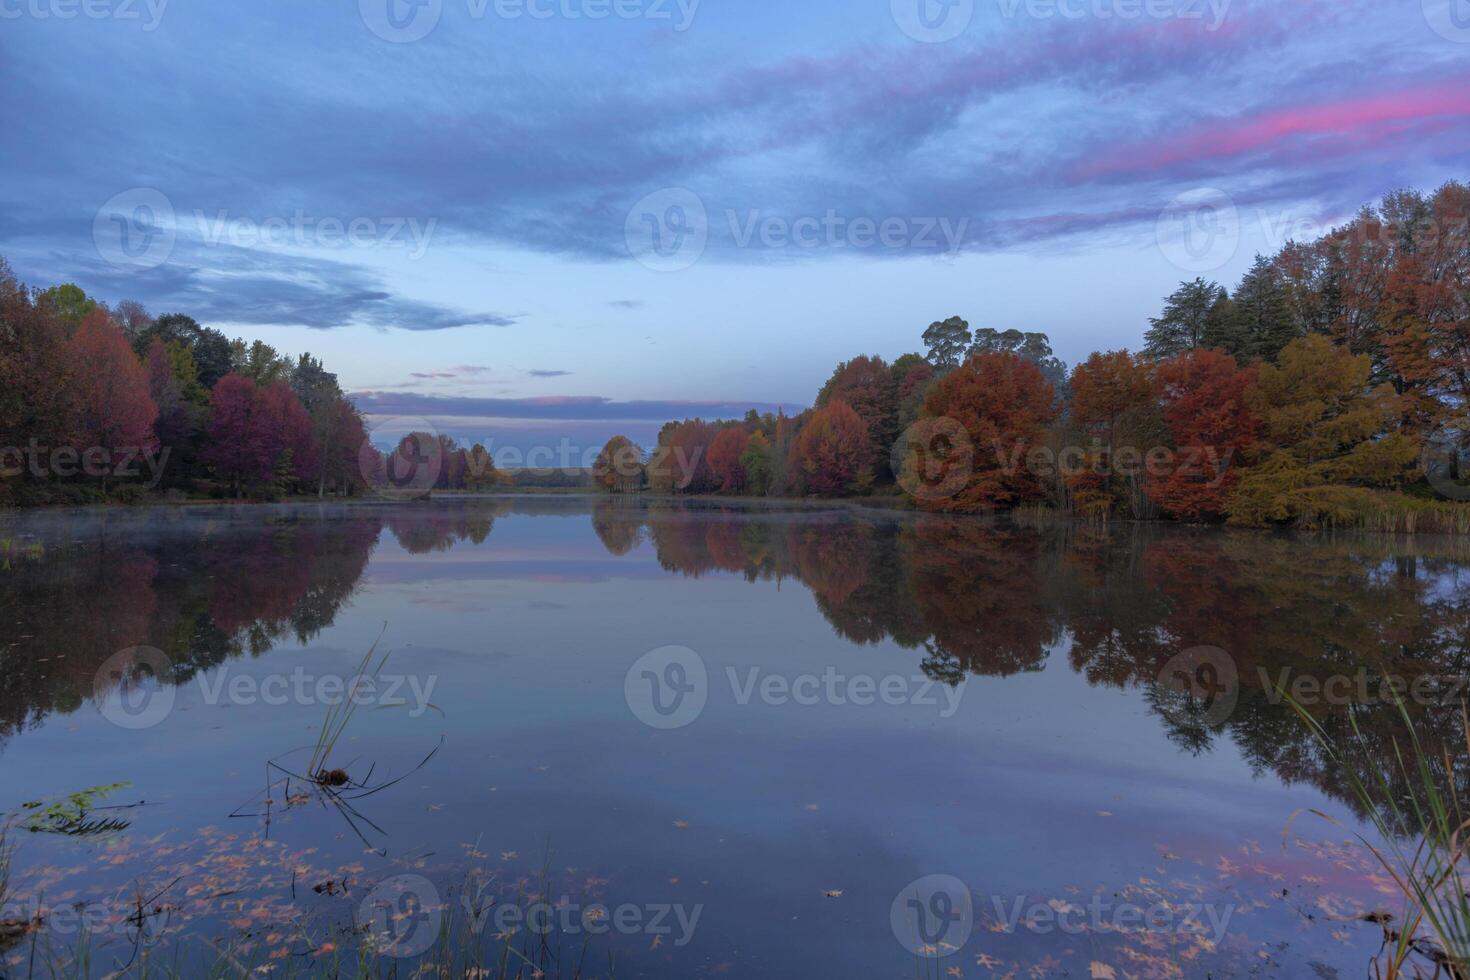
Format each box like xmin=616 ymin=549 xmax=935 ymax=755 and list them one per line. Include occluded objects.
xmin=2 ymin=0 xmax=1469 ymax=455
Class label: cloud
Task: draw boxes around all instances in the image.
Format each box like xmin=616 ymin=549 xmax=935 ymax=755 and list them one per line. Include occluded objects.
xmin=607 ymin=299 xmax=644 ymax=309
xmin=528 ymin=369 xmax=573 ymax=378
xmin=350 ymin=390 xmax=795 ymax=422
xmin=10 ymin=239 xmax=518 ymax=332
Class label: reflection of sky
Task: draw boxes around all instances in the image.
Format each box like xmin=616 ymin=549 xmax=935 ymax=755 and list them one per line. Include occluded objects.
xmin=0 ymin=501 xmax=1454 ymax=975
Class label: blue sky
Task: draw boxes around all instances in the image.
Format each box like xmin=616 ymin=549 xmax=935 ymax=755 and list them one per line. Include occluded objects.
xmin=2 ymin=0 xmax=1468 ymax=453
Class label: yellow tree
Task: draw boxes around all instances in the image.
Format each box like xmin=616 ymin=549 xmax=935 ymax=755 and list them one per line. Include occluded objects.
xmin=1227 ymin=335 xmax=1417 ymax=527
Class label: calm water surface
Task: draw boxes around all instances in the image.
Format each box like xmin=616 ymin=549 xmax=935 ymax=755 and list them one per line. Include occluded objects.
xmin=1 ymin=498 xmax=1467 ymax=978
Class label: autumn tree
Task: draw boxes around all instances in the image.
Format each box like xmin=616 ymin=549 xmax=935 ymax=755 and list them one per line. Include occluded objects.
xmin=816 ymin=355 xmax=898 ymax=483
xmin=37 ymin=283 xmax=98 ymax=332
xmin=969 ymin=328 xmax=1068 ymax=394
xmin=917 ymin=352 xmax=1057 ymax=511
xmin=593 ymin=435 xmax=645 ymax=493
xmin=707 ymin=426 xmax=750 ymax=493
xmin=68 ymin=309 xmax=159 ymax=483
xmin=1066 ymin=350 xmax=1161 ymax=517
xmin=788 ymin=400 xmax=872 ymax=496
xmin=1146 ymin=349 xmax=1258 ymax=519
xmin=0 ymin=260 xmax=79 ymax=492
xmin=1227 ymin=335 xmax=1418 ymax=527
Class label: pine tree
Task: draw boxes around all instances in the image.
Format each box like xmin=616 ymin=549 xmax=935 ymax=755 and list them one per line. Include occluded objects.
xmin=1144 ymin=279 xmax=1225 ymax=359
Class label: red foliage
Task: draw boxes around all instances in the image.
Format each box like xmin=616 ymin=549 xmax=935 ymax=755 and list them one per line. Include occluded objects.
xmin=1145 ymin=348 xmax=1259 ymax=519
xmin=707 ymin=427 xmax=750 ymax=492
xmin=205 ymin=374 xmax=316 ymax=491
xmin=789 ymin=400 xmax=872 ymax=496
xmin=918 ymin=352 xmax=1057 ymax=511
xmin=67 ymin=309 xmax=158 ymax=460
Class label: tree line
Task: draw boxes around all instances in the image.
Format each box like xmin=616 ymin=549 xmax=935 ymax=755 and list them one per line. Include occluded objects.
xmin=0 ymin=264 xmax=517 ymax=504
xmin=594 ymin=181 xmax=1470 ymax=531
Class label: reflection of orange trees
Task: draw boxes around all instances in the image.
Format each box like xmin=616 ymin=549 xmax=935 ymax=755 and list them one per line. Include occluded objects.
xmin=591 ymin=499 xmax=644 ymax=556
xmin=383 ymin=499 xmax=508 ymax=553
xmin=0 ymin=511 xmax=383 ymax=748
xmin=902 ymin=520 xmax=1059 ymax=678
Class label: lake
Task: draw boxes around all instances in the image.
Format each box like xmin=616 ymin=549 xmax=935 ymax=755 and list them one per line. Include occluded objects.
xmin=1 ymin=497 xmax=1466 ymax=978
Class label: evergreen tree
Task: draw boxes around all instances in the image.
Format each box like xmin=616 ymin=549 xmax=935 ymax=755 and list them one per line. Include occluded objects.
xmin=1144 ymin=279 xmax=1225 ymax=359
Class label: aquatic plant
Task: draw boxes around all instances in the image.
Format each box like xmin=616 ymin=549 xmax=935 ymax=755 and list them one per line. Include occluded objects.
xmin=1284 ymin=694 xmax=1470 ymax=978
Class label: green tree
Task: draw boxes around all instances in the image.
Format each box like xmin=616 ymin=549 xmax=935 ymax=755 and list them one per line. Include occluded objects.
xmin=1228 ymin=255 xmax=1298 ymax=363
xmin=740 ymin=430 xmax=772 ymax=495
xmin=1144 ymin=278 xmax=1226 ymax=359
xmin=922 ymin=316 xmax=971 ymax=368
xmin=37 ymin=283 xmax=98 ymax=331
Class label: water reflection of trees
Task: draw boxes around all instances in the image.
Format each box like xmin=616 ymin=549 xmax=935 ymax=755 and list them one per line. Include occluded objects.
xmin=0 ymin=501 xmax=528 ymax=749
xmin=615 ymin=501 xmax=1470 ymax=821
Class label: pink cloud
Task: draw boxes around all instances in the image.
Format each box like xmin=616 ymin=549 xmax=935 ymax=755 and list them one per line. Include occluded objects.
xmin=1075 ymin=79 xmax=1470 ymax=181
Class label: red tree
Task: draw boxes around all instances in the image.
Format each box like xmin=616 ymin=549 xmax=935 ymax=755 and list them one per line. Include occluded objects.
xmin=205 ymin=373 xmax=267 ymax=494
xmin=918 ymin=352 xmax=1057 ymax=511
xmin=258 ymin=379 xmax=318 ymax=483
xmin=707 ymin=427 xmax=750 ymax=492
xmin=789 ymin=400 xmax=872 ymax=495
xmin=68 ymin=309 xmax=158 ymax=473
xmin=1146 ymin=348 xmax=1258 ymax=519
